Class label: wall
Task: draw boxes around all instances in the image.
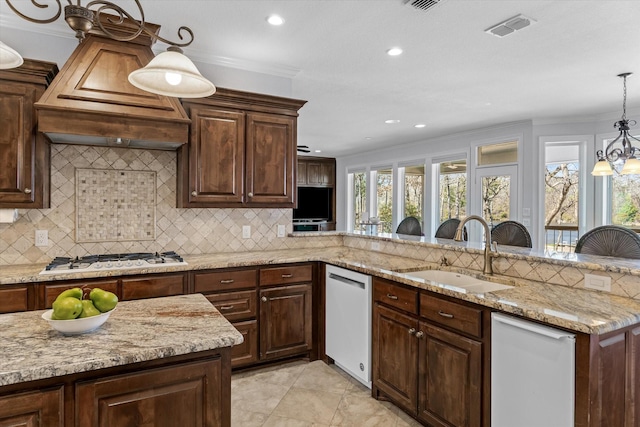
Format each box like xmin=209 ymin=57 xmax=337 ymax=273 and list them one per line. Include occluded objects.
xmin=0 ymin=145 xmax=339 ymax=266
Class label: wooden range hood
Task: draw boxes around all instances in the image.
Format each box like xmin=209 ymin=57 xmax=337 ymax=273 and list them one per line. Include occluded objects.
xmin=35 ymin=17 xmax=190 ymax=150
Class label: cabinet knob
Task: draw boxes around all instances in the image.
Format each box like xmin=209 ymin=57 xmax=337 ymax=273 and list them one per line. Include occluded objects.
xmin=261 ymin=296 xmax=267 ymax=302
xmin=415 ymin=331 xmax=425 ymax=339
xmin=408 ymin=328 xmax=416 ymax=335
xmin=24 ymin=188 xmax=32 ymax=194
xmin=248 ymin=192 xmax=253 ymax=197
xmin=191 ymin=191 xmax=197 ymax=196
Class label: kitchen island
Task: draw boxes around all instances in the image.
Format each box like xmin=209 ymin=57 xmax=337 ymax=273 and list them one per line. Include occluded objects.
xmin=0 ymin=293 xmax=243 ymax=427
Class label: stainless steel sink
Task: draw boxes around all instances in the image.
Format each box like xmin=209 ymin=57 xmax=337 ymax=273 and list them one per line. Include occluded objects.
xmin=401 ymin=270 xmax=513 ymax=293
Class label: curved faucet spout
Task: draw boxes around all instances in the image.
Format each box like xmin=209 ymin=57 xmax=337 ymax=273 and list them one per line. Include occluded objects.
xmin=454 ymin=215 xmax=494 ymax=275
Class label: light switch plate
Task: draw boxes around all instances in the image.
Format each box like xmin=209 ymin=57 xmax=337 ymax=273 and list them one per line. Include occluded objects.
xmin=277 ymin=224 xmax=286 ymax=238
xmin=242 ymin=225 xmax=251 ymax=239
xmin=522 ymin=218 xmax=531 ymax=226
xmin=584 ymin=273 xmax=611 ymax=292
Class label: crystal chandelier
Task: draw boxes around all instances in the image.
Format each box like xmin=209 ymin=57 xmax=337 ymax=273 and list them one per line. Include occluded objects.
xmin=591 ymin=73 xmax=640 ymax=176
xmin=1 ymin=0 xmax=215 ymax=98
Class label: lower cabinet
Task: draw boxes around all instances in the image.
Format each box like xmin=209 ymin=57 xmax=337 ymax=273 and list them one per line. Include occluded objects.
xmin=0 ymin=386 xmax=63 ymax=427
xmin=372 ymin=277 xmax=485 ymax=427
xmin=75 ymin=358 xmax=223 ymax=427
xmin=0 ymin=285 xmax=31 ymax=313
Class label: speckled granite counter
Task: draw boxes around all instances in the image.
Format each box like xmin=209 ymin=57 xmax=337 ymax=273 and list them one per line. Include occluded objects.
xmin=1 ymin=244 xmax=640 ymax=336
xmin=0 ymin=293 xmax=243 ymax=387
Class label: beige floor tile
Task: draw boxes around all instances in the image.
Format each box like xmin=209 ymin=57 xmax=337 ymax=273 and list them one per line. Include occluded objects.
xmin=235 ymin=360 xmax=308 ymax=388
xmin=396 ymin=410 xmax=424 ymax=427
xmin=231 ymin=409 xmax=270 ymax=427
xmin=263 ymin=414 xmax=331 ymax=427
xmin=272 ymin=387 xmax=343 ymax=424
xmin=231 ymin=379 xmax=290 ymax=415
xmin=294 ymin=361 xmax=352 ymax=394
xmin=330 ymin=393 xmax=400 ymax=427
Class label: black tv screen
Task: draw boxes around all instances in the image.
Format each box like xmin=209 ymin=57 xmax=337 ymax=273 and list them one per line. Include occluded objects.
xmin=294 ymin=187 xmax=332 ymax=221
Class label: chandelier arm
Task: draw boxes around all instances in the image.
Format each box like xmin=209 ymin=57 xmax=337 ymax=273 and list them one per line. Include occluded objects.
xmin=4 ymin=0 xmax=65 ymax=24
xmin=602 ymin=132 xmax=625 ymax=161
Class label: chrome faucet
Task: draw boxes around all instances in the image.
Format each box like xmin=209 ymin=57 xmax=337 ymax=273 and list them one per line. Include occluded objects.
xmin=454 ymin=215 xmax=494 ymax=275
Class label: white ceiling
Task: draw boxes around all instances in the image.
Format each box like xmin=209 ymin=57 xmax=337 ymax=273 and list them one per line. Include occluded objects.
xmin=2 ymin=0 xmax=640 ymax=157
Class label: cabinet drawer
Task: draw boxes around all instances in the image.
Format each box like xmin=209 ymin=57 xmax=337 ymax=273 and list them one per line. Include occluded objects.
xmin=194 ymin=269 xmax=257 ymax=292
xmin=420 ymin=293 xmax=482 ymax=338
xmin=41 ymin=281 xmax=118 ymax=308
xmin=205 ymin=290 xmax=257 ymax=322
xmin=260 ymin=264 xmax=313 ymax=286
xmin=231 ymin=319 xmax=258 ymax=368
xmin=0 ymin=286 xmax=29 ymax=313
xmin=373 ymin=279 xmax=418 ymax=315
xmin=121 ymin=274 xmax=186 ymax=300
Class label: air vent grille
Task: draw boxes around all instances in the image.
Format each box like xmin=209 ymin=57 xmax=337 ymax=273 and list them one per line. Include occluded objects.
xmin=403 ymin=0 xmax=443 ymax=12
xmin=485 ymin=14 xmax=537 ymax=38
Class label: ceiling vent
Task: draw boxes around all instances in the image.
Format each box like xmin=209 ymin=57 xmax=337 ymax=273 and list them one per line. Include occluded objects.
xmin=485 ymin=14 xmax=536 ymax=37
xmin=403 ymin=0 xmax=444 ymax=12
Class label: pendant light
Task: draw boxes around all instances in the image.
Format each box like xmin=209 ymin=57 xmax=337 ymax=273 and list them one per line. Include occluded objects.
xmin=0 ymin=41 xmax=24 ymax=69
xmin=128 ymin=47 xmax=216 ymax=98
xmin=591 ymin=72 xmax=640 ymax=176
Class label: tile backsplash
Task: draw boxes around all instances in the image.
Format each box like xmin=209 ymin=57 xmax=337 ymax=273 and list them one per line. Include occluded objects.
xmin=0 ymin=144 xmax=334 ymax=266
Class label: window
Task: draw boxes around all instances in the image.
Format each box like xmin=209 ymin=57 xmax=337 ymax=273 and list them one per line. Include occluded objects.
xmin=438 ymin=159 xmax=467 ymax=222
xmin=401 ymin=164 xmax=425 ymax=226
xmin=350 ymin=171 xmax=367 ymax=232
xmin=475 ymin=141 xmax=518 ymax=228
xmin=375 ymin=168 xmax=393 ymax=233
xmin=611 ymin=174 xmax=640 ymax=230
xmin=480 ymin=174 xmax=511 ymax=226
xmin=477 ymin=141 xmax=518 ymax=166
xmin=544 ymin=144 xmax=580 ymax=252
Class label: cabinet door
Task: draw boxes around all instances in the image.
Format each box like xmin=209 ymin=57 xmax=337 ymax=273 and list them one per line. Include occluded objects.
xmin=75 ymin=358 xmax=226 ymax=427
xmin=245 ymin=113 xmax=295 ymax=206
xmin=187 ymin=107 xmax=245 ymax=205
xmin=259 ymin=283 xmax=312 ymax=360
xmin=231 ymin=319 xmax=259 ymax=368
xmin=121 ymin=274 xmax=186 ymax=300
xmin=0 ymin=286 xmax=30 ymax=313
xmin=306 ymin=161 xmax=335 ymax=186
xmin=0 ymin=386 xmax=63 ymax=427
xmin=41 ymin=280 xmax=118 ymax=309
xmin=297 ymin=161 xmax=308 ymax=185
xmin=372 ymin=303 xmax=419 ymax=414
xmin=0 ymin=83 xmax=39 ymax=206
xmin=418 ymin=321 xmax=482 ymax=427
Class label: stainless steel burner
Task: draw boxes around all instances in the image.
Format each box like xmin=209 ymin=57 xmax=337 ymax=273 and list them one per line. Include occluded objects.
xmin=40 ymin=251 xmax=187 ymax=275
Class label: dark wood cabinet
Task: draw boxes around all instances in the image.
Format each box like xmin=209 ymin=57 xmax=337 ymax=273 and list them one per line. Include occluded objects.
xmin=0 ymin=386 xmax=63 ymax=427
xmin=75 ymin=358 xmax=225 ymax=427
xmin=41 ymin=280 xmax=118 ymax=308
xmin=259 ymin=283 xmax=313 ymax=360
xmin=0 ymin=60 xmax=57 ymax=208
xmin=295 ymin=156 xmax=336 ymax=231
xmin=121 ymin=274 xmax=187 ymax=300
xmin=0 ymin=285 xmax=32 ymax=313
xmin=179 ymin=89 xmax=306 ymax=208
xmin=372 ymin=277 xmax=485 ymax=427
xmin=297 ymin=157 xmax=335 ymax=187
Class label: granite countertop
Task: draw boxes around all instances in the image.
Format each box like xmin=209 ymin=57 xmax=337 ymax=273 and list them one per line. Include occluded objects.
xmin=0 ymin=293 xmax=243 ymax=387
xmin=1 ymin=246 xmax=640 ymax=336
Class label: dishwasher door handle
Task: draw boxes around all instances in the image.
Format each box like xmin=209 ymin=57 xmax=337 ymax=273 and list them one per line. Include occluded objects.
xmin=328 ymin=273 xmax=366 ymax=289
xmin=492 ymin=314 xmax=575 ymax=340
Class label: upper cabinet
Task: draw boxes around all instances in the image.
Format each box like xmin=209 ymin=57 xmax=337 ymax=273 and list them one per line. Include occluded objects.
xmin=298 ymin=157 xmax=335 ymax=187
xmin=0 ymin=60 xmax=58 ymax=208
xmin=178 ymin=88 xmax=306 ymax=208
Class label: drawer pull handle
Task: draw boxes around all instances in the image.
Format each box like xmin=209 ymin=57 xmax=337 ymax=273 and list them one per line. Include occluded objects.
xmin=408 ymin=328 xmax=416 ymax=335
xmin=438 ymin=311 xmax=454 ymax=319
xmin=386 ymin=293 xmax=398 ymax=300
xmin=415 ymin=331 xmax=425 ymax=339
xmin=24 ymin=188 xmax=32 ymax=194
xmin=261 ymin=296 xmax=267 ymax=302
xmin=220 ymin=279 xmax=235 ymax=284
xmin=281 ymin=273 xmax=293 ymax=278
xmin=219 ymin=305 xmax=235 ymax=310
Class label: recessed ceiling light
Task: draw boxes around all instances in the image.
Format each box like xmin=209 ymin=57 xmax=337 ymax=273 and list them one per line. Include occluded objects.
xmin=266 ymin=15 xmax=285 ymax=26
xmin=314 ymin=150 xmax=322 ymax=153
xmin=365 ymin=137 xmax=373 ymax=140
xmin=414 ymin=124 xmax=426 ymax=128
xmin=385 ymin=119 xmax=400 ymax=124
xmin=386 ymin=47 xmax=403 ymax=56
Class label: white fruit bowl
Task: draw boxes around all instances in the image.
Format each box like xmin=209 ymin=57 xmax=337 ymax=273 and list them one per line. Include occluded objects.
xmin=41 ymin=308 xmax=115 ymax=335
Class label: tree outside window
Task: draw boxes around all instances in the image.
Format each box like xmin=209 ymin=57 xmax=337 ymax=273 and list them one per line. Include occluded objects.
xmin=545 ymin=162 xmax=579 ymax=252
xmin=403 ymin=165 xmax=424 ymax=226
xmin=376 ymin=169 xmax=393 ymax=232
xmin=612 ymin=174 xmax=640 ymax=229
xmin=353 ymin=172 xmax=366 ymax=231
xmin=439 ymin=160 xmax=467 ymax=223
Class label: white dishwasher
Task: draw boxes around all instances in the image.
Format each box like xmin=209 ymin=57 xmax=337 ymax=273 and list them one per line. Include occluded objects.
xmin=491 ymin=313 xmax=575 ymax=427
xmin=325 ymin=265 xmax=372 ymax=388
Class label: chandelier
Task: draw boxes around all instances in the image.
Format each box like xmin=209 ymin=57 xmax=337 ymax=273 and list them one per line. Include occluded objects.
xmin=591 ymin=72 xmax=640 ymax=176
xmin=1 ymin=0 xmax=216 ymax=98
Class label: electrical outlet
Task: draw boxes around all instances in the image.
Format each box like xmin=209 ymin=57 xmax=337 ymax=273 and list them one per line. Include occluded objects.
xmin=371 ymin=242 xmax=381 ymax=251
xmin=35 ymin=230 xmax=48 ymax=247
xmin=242 ymin=225 xmax=251 ymax=239
xmin=584 ymin=273 xmax=611 ymax=292
xmin=522 ymin=218 xmax=531 ymax=226
xmin=277 ymin=224 xmax=286 ymax=238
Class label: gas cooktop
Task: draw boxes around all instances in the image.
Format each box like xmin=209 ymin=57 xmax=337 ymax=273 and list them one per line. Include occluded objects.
xmin=40 ymin=251 xmax=187 ymax=275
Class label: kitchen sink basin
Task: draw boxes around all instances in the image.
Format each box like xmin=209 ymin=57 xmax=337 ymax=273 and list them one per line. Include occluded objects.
xmin=401 ymin=270 xmax=513 ymax=293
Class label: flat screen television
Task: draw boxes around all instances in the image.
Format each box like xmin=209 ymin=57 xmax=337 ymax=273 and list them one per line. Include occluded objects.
xmin=293 ymin=187 xmax=332 ymax=222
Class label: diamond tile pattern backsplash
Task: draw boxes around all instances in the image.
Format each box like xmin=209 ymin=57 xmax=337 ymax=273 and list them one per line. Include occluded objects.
xmin=0 ymin=145 xmax=336 ymax=265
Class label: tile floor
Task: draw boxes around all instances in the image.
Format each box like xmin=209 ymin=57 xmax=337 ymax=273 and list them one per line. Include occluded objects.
xmin=231 ymin=360 xmax=423 ymax=426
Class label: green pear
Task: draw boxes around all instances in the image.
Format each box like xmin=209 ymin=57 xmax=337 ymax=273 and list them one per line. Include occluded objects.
xmin=78 ymin=299 xmax=101 ymax=318
xmin=52 ymin=296 xmax=83 ymax=320
xmin=90 ymin=288 xmax=118 ymax=312
xmin=55 ymin=287 xmax=83 ymax=302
